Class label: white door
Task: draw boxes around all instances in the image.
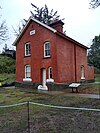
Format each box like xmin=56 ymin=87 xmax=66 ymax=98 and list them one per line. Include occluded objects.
xmin=42 ymin=68 xmax=46 ymax=87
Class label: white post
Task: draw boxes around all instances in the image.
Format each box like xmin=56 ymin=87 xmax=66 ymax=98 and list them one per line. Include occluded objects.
xmin=42 ymin=68 xmax=46 ymax=87
xmin=38 ymin=68 xmax=48 ymax=90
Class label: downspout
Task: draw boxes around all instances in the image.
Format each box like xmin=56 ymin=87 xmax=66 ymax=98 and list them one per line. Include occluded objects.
xmin=74 ymin=44 xmax=77 ymax=82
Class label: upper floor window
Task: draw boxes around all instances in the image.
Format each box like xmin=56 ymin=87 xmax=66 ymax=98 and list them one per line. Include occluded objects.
xmin=44 ymin=42 xmax=50 ymax=57
xmin=25 ymin=42 xmax=31 ymax=56
xmin=25 ymin=65 xmax=31 ymax=78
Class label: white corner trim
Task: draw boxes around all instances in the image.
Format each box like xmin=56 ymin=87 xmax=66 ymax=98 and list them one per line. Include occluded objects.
xmin=23 ymin=78 xmax=32 ymax=82
xmin=13 ymin=17 xmax=57 ymax=46
xmin=31 ymin=17 xmax=57 ymax=33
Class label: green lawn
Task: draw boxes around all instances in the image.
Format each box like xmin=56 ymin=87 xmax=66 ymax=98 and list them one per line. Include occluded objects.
xmin=0 ymin=73 xmax=100 ymax=132
xmin=0 ymin=87 xmax=100 ymax=133
xmin=0 ymin=87 xmax=89 ymax=106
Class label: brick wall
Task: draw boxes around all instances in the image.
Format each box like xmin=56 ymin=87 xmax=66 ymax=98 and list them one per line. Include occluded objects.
xmin=16 ymin=19 xmax=94 ymax=84
xmin=16 ymin=21 xmax=57 ymax=82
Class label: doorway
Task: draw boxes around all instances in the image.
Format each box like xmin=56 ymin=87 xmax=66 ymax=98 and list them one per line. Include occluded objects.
xmin=41 ymin=68 xmax=46 ymax=87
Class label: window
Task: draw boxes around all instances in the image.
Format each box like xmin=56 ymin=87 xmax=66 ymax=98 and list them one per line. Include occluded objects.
xmin=46 ymin=67 xmax=54 ymax=83
xmin=25 ymin=43 xmax=30 ymax=56
xmin=81 ymin=65 xmax=85 ymax=80
xmin=48 ymin=67 xmax=52 ymax=79
xmin=25 ymin=65 xmax=31 ymax=78
xmin=44 ymin=42 xmax=50 ymax=57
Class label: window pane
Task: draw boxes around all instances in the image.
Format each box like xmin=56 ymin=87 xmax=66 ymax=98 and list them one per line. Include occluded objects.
xmin=44 ymin=42 xmax=50 ymax=57
xmin=48 ymin=67 xmax=52 ymax=79
xmin=25 ymin=43 xmax=30 ymax=56
xmin=27 ymin=66 xmax=30 ymax=72
xmin=50 ymin=67 xmax=52 ymax=78
xmin=81 ymin=65 xmax=85 ymax=79
xmin=26 ymin=72 xmax=30 ymax=78
xmin=45 ymin=44 xmax=48 ymax=49
xmin=25 ymin=65 xmax=31 ymax=78
xmin=45 ymin=50 xmax=48 ymax=56
xmin=45 ymin=43 xmax=50 ymax=50
xmin=47 ymin=43 xmax=50 ymax=49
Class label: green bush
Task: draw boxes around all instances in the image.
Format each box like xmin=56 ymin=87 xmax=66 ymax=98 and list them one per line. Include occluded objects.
xmin=94 ymin=67 xmax=100 ymax=74
xmin=0 ymin=74 xmax=15 ymax=82
xmin=0 ymin=55 xmax=15 ymax=74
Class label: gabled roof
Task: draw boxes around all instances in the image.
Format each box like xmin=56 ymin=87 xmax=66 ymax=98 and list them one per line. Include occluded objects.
xmin=13 ymin=17 xmax=57 ymax=46
xmin=56 ymin=31 xmax=88 ymax=49
xmin=13 ymin=17 xmax=88 ymax=49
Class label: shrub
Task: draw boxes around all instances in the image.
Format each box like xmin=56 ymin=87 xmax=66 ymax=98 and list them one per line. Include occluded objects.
xmin=94 ymin=67 xmax=100 ymax=74
xmin=0 ymin=55 xmax=15 ymax=74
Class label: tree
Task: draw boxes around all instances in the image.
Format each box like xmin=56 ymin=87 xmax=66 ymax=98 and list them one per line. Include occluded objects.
xmin=89 ymin=0 xmax=100 ymax=8
xmin=0 ymin=54 xmax=15 ymax=74
xmin=2 ymin=44 xmax=16 ymax=59
xmin=88 ymin=35 xmax=100 ymax=69
xmin=0 ymin=7 xmax=8 ymax=41
xmin=12 ymin=20 xmax=26 ymax=36
xmin=30 ymin=4 xmax=61 ymax=25
xmin=2 ymin=44 xmax=8 ymax=52
xmin=13 ymin=4 xmax=64 ymax=36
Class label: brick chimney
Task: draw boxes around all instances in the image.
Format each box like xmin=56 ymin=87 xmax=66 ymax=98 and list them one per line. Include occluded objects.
xmin=49 ymin=19 xmax=64 ymax=33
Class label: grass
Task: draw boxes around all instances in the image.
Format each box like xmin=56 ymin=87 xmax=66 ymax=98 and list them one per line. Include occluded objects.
xmin=0 ymin=87 xmax=100 ymax=133
xmin=0 ymin=74 xmax=100 ymax=132
xmin=0 ymin=87 xmax=88 ymax=106
xmin=76 ymin=74 xmax=100 ymax=94
xmin=95 ymin=74 xmax=100 ymax=82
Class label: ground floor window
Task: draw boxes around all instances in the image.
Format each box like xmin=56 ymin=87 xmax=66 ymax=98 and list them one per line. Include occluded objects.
xmin=48 ymin=67 xmax=52 ymax=79
xmin=81 ymin=65 xmax=85 ymax=79
xmin=25 ymin=65 xmax=31 ymax=78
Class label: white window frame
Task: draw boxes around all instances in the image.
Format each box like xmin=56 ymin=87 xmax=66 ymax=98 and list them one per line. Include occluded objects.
xmin=25 ymin=65 xmax=31 ymax=78
xmin=48 ymin=67 xmax=52 ymax=79
xmin=25 ymin=42 xmax=31 ymax=56
xmin=46 ymin=67 xmax=54 ymax=83
xmin=81 ymin=65 xmax=85 ymax=80
xmin=44 ymin=42 xmax=50 ymax=57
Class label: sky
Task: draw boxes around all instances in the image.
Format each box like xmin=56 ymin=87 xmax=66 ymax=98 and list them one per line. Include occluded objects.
xmin=0 ymin=0 xmax=100 ymax=52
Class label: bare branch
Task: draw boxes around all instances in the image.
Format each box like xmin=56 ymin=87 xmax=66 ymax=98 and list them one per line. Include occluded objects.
xmin=12 ymin=20 xmax=26 ymax=37
xmin=0 ymin=20 xmax=8 ymax=41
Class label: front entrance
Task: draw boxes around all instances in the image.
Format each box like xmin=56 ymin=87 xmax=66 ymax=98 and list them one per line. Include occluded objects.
xmin=41 ymin=68 xmax=46 ymax=87
xmin=38 ymin=68 xmax=48 ymax=90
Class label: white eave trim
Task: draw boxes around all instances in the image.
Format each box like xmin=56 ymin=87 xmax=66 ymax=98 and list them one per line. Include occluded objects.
xmin=31 ymin=17 xmax=57 ymax=33
xmin=13 ymin=17 xmax=57 ymax=46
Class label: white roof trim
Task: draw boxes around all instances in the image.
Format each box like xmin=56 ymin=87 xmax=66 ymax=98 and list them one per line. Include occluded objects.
xmin=31 ymin=17 xmax=57 ymax=33
xmin=13 ymin=17 xmax=57 ymax=46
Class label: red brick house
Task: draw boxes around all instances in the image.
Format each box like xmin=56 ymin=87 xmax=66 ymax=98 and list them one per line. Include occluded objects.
xmin=13 ymin=17 xmax=94 ymax=90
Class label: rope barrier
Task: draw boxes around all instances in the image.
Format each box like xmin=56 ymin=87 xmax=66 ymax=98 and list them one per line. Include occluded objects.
xmin=0 ymin=101 xmax=100 ymax=112
xmin=29 ymin=102 xmax=100 ymax=112
xmin=0 ymin=102 xmax=27 ymax=108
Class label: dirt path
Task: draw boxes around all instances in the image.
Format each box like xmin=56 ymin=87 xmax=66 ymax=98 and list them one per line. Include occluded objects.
xmin=42 ymin=90 xmax=100 ymax=99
